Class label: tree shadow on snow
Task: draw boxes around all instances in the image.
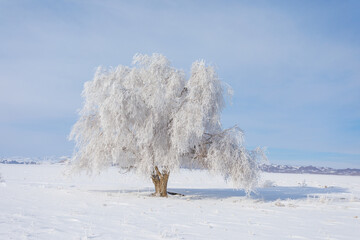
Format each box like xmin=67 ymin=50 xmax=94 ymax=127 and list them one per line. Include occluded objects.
xmin=91 ymin=186 xmax=347 ymax=202
xmin=166 ymin=186 xmax=347 ymax=201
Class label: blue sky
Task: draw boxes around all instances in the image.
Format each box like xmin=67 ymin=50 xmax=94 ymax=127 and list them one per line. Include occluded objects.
xmin=0 ymin=0 xmax=359 ymax=168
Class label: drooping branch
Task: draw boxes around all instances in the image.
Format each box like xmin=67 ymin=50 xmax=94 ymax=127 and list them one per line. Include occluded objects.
xmin=69 ymin=53 xmax=264 ymax=196
xmin=188 ymin=126 xmax=241 ymax=161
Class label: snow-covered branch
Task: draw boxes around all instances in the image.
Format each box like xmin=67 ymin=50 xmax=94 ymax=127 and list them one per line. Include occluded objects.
xmin=69 ymin=54 xmax=266 ymax=192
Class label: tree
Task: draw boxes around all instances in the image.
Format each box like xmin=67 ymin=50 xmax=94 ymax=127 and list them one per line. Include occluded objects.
xmin=69 ymin=54 xmax=266 ymax=197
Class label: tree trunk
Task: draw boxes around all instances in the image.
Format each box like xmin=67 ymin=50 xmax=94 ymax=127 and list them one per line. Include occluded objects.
xmin=151 ymin=166 xmax=169 ymax=197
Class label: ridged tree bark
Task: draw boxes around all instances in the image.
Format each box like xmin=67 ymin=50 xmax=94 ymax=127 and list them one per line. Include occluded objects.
xmin=151 ymin=166 xmax=169 ymax=197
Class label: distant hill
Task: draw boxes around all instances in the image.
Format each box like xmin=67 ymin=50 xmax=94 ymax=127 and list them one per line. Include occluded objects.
xmin=1 ymin=157 xmax=359 ymax=176
xmin=260 ymin=164 xmax=360 ymax=176
xmin=0 ymin=156 xmax=68 ymax=165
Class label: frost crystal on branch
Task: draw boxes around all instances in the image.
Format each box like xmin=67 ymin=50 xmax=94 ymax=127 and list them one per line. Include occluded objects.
xmin=69 ymin=53 xmax=266 ymax=194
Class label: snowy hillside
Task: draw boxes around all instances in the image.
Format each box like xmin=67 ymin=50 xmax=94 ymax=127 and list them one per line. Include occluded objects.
xmin=0 ymin=156 xmax=68 ymax=165
xmin=2 ymin=157 xmax=360 ymax=176
xmin=260 ymin=164 xmax=360 ymax=176
xmin=0 ymin=164 xmax=359 ymax=239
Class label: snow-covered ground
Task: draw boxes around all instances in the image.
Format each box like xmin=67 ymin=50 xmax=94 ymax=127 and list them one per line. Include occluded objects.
xmin=0 ymin=164 xmax=359 ymax=239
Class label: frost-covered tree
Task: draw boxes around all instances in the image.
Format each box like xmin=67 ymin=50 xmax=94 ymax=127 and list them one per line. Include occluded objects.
xmin=69 ymin=54 xmax=266 ymax=197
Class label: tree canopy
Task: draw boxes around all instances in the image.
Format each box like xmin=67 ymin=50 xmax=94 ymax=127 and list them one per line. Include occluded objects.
xmin=69 ymin=54 xmax=265 ymax=196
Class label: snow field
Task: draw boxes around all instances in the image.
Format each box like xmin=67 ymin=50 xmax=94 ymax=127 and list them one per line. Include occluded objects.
xmin=0 ymin=164 xmax=359 ymax=239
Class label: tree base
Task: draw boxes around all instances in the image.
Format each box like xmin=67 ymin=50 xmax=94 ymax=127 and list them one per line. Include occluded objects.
xmin=167 ymin=191 xmax=184 ymax=196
